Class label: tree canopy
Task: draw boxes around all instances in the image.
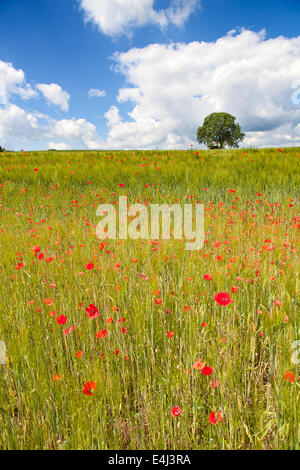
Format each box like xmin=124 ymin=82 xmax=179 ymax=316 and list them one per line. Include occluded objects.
xmin=196 ymin=112 xmax=245 ymax=149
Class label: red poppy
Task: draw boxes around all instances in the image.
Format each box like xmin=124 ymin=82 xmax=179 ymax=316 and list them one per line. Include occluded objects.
xmin=83 ymin=381 xmax=96 ymax=396
xmin=96 ymin=329 xmax=107 ymax=339
xmin=171 ymin=406 xmax=182 ymax=417
xmin=263 ymin=244 xmax=275 ymax=251
xmin=214 ymin=292 xmax=233 ymax=306
xmin=193 ymin=359 xmax=205 ymax=371
xmin=201 ymin=366 xmax=213 ymax=376
xmin=284 ymin=371 xmax=295 ymax=383
xmin=208 ymin=411 xmax=223 ymax=425
xmin=203 ymin=274 xmax=212 ymax=281
xmin=86 ymin=304 xmax=100 ymax=319
xmin=57 ymin=315 xmax=67 ymax=325
xmin=211 ymin=380 xmax=219 ymax=389
xmin=85 ymin=263 xmax=94 ymax=270
xmin=208 ymin=412 xmax=217 ymax=424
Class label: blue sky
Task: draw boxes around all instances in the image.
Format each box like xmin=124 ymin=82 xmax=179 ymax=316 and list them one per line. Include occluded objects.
xmin=0 ymin=0 xmax=300 ymax=150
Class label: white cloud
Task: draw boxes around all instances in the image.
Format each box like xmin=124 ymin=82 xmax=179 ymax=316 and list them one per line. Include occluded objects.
xmin=102 ymin=29 xmax=300 ymax=149
xmin=36 ymin=83 xmax=70 ymax=111
xmin=0 ymin=105 xmax=103 ymax=150
xmin=0 ymin=60 xmax=37 ymax=104
xmin=0 ymin=101 xmax=102 ymax=150
xmin=46 ymin=117 xmax=102 ymax=149
xmin=88 ymin=88 xmax=106 ymax=98
xmin=48 ymin=141 xmax=71 ymax=150
xmin=166 ymin=0 xmax=200 ymax=27
xmin=0 ymin=104 xmax=48 ymax=148
xmin=79 ymin=0 xmax=200 ymax=36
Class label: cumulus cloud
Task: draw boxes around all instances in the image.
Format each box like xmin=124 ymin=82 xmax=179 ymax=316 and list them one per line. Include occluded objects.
xmin=0 ymin=104 xmax=48 ymax=148
xmin=48 ymin=141 xmax=71 ymax=150
xmin=88 ymin=88 xmax=106 ymax=98
xmin=79 ymin=0 xmax=200 ymax=36
xmin=36 ymin=83 xmax=70 ymax=111
xmin=103 ymin=29 xmax=300 ymax=149
xmin=0 ymin=102 xmax=102 ymax=150
xmin=0 ymin=59 xmax=99 ymax=149
xmin=0 ymin=60 xmax=37 ymax=104
xmin=46 ymin=118 xmax=102 ymax=149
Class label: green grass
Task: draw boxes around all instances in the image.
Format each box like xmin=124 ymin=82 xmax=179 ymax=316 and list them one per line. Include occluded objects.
xmin=0 ymin=147 xmax=299 ymax=450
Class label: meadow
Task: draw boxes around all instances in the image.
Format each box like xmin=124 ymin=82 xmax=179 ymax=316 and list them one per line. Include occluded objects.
xmin=0 ymin=147 xmax=299 ymax=450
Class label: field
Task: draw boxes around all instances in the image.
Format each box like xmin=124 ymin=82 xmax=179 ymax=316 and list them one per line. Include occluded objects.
xmin=0 ymin=147 xmax=299 ymax=450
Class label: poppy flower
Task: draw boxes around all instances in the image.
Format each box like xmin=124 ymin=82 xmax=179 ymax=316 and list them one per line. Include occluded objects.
xmin=86 ymin=304 xmax=100 ymax=319
xmin=208 ymin=412 xmax=217 ymax=425
xmin=85 ymin=263 xmax=94 ymax=270
xmin=167 ymin=331 xmax=175 ymax=338
xmin=208 ymin=411 xmax=223 ymax=425
xmin=263 ymin=244 xmax=275 ymax=251
xmin=193 ymin=359 xmax=205 ymax=371
xmin=83 ymin=381 xmax=96 ymax=396
xmin=75 ymin=351 xmax=83 ymax=358
xmin=211 ymin=380 xmax=219 ymax=389
xmin=201 ymin=366 xmax=213 ymax=376
xmin=57 ymin=315 xmax=67 ymax=325
xmin=284 ymin=371 xmax=295 ymax=383
xmin=155 ymin=298 xmax=163 ymax=305
xmin=96 ymin=329 xmax=107 ymax=339
xmin=171 ymin=406 xmax=182 ymax=417
xmin=203 ymin=274 xmax=212 ymax=281
xmin=214 ymin=292 xmax=233 ymax=306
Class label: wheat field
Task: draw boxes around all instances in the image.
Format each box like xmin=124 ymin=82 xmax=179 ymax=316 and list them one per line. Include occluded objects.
xmin=0 ymin=147 xmax=299 ymax=450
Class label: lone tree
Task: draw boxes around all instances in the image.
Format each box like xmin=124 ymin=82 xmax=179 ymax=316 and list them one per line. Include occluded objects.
xmin=197 ymin=112 xmax=245 ymax=149
xmin=0 ymin=145 xmax=5 ymax=152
